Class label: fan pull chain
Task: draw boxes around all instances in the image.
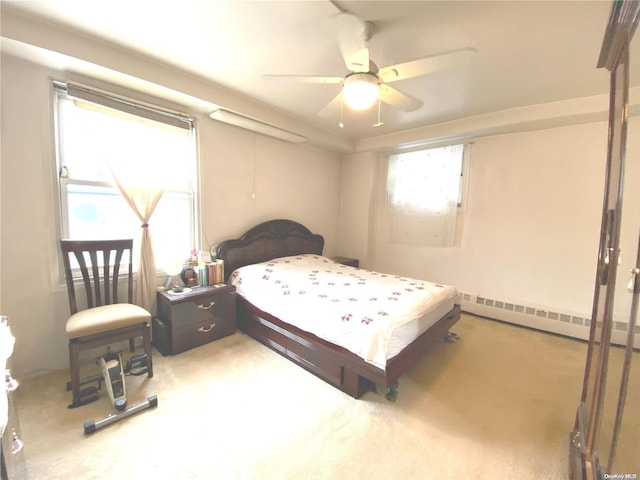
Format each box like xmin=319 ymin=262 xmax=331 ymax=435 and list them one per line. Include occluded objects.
xmin=373 ymin=97 xmax=384 ymax=127
xmin=339 ymin=95 xmax=344 ymax=128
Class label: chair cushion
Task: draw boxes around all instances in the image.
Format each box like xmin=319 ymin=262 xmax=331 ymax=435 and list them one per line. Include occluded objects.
xmin=66 ymin=303 xmax=151 ymax=339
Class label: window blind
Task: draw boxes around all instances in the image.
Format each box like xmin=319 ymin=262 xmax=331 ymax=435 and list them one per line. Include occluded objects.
xmin=53 ymin=81 xmax=193 ymax=130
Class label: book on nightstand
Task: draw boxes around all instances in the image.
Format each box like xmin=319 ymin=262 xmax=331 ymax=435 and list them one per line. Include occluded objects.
xmin=204 ymin=260 xmax=225 ymax=285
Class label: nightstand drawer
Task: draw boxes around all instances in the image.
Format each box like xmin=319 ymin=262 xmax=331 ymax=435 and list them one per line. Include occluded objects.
xmin=156 ymin=284 xmax=236 ymax=355
xmin=171 ymin=314 xmax=235 ymax=354
xmin=169 ymin=292 xmax=234 ymax=329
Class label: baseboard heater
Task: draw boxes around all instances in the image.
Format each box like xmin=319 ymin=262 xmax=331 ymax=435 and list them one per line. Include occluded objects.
xmin=458 ymin=292 xmax=640 ymax=349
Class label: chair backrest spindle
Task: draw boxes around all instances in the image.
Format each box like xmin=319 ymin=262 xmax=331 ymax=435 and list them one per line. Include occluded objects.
xmin=60 ymin=239 xmax=135 ymax=315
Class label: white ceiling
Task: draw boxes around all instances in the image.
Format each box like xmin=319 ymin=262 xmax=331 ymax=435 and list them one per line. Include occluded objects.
xmin=1 ymin=0 xmax=635 ymax=142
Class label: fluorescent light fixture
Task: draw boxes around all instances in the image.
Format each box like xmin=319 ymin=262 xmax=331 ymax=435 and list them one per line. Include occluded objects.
xmin=209 ymin=108 xmax=306 ymax=144
xmin=342 ymin=73 xmax=380 ymax=111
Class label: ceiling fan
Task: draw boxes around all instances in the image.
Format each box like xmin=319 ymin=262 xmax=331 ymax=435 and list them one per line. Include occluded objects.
xmin=265 ymin=10 xmax=477 ymax=126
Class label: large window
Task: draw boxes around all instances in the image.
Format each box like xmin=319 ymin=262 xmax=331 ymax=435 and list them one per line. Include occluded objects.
xmin=53 ymin=82 xmax=198 ymax=272
xmin=387 ymin=144 xmax=467 ymax=246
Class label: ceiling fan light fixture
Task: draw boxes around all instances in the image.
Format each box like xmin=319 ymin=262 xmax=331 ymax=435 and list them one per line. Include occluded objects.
xmin=342 ymin=73 xmax=379 ymax=111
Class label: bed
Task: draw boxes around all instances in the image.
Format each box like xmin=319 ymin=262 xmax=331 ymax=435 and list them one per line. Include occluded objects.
xmin=216 ymin=219 xmax=461 ymax=399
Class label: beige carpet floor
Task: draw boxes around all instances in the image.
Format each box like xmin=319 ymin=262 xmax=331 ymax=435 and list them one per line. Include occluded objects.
xmin=11 ymin=313 xmax=639 ymax=479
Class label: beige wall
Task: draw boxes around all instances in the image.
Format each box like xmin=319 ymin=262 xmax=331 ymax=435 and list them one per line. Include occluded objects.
xmin=340 ymin=118 xmax=640 ymax=330
xmin=375 ymin=124 xmax=605 ymax=312
xmin=199 ymin=112 xmax=341 ymax=254
xmin=337 ymin=151 xmax=377 ymax=267
xmin=0 ymin=55 xmax=342 ymax=377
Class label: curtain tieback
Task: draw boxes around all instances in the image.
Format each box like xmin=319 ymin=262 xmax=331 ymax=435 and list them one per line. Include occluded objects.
xmin=141 ymin=223 xmax=149 ymax=228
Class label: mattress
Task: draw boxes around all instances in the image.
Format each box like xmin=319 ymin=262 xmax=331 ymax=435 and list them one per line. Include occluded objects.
xmin=229 ymin=254 xmax=458 ymax=369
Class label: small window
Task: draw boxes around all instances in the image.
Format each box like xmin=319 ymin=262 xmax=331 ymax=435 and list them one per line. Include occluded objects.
xmin=387 ymin=144 xmax=467 ymax=246
xmin=53 ymin=82 xmax=198 ymax=272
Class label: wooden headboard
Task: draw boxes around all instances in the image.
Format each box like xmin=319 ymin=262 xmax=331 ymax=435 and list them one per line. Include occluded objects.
xmin=216 ymin=219 xmax=325 ymax=281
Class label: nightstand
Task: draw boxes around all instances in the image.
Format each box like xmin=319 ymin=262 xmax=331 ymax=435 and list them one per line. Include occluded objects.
xmin=331 ymin=256 xmax=359 ymax=268
xmin=154 ymin=284 xmax=236 ymax=355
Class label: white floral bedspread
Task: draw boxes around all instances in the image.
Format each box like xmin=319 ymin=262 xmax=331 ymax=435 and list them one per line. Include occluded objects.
xmin=229 ymin=254 xmax=457 ymax=369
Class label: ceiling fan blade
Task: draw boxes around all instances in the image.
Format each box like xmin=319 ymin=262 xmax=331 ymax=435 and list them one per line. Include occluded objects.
xmin=347 ymin=48 xmax=370 ymax=73
xmin=379 ymin=47 xmax=478 ymax=83
xmin=337 ymin=12 xmax=371 ymax=72
xmin=263 ymin=74 xmax=342 ymax=84
xmin=318 ymin=93 xmax=343 ymax=118
xmin=379 ymin=84 xmax=422 ymax=112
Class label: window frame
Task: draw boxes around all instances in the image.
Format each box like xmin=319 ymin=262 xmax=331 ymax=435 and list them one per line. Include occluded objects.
xmin=52 ymin=80 xmax=200 ymax=277
xmin=385 ymin=142 xmax=470 ymax=246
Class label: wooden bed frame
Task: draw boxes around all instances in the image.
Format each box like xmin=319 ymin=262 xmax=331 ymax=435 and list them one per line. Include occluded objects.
xmin=216 ymin=219 xmax=461 ymax=399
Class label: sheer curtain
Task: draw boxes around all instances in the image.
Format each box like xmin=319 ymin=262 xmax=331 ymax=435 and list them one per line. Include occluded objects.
xmin=110 ymin=174 xmax=163 ymax=313
xmin=387 ymin=144 xmax=464 ymax=246
xmin=106 ymin=135 xmax=180 ymax=314
xmin=101 ymin=118 xmax=184 ymax=315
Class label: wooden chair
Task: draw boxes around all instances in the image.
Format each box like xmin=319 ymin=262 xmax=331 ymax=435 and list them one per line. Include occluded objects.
xmin=60 ymin=239 xmax=153 ymax=408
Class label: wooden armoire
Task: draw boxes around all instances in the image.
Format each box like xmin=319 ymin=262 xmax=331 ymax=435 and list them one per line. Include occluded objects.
xmin=569 ymin=1 xmax=640 ymax=478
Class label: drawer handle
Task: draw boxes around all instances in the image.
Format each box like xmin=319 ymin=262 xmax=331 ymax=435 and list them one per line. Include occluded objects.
xmin=12 ymin=430 xmax=24 ymax=455
xmin=571 ymin=431 xmax=581 ymax=449
xmin=198 ymin=323 xmax=216 ymax=333
xmin=5 ymin=369 xmax=19 ymax=392
xmin=197 ymin=301 xmax=215 ymax=310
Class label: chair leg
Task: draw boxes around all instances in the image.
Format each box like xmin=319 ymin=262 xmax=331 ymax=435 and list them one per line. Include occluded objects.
xmin=143 ymin=323 xmax=153 ymax=378
xmin=68 ymin=341 xmax=81 ymax=405
xmin=67 ymin=340 xmax=100 ymax=408
xmin=129 ymin=338 xmax=135 ymax=352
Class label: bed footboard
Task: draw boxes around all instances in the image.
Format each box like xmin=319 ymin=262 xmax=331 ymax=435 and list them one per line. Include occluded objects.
xmin=236 ymin=296 xmax=461 ymax=399
xmin=237 ymin=297 xmax=374 ymax=398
